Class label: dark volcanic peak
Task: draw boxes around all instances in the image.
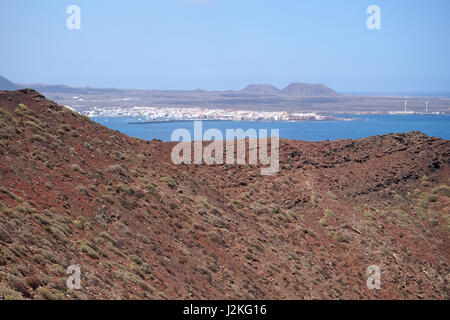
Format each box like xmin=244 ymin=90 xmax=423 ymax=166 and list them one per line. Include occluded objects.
xmin=0 ymin=75 xmax=22 ymax=91
xmin=240 ymin=84 xmax=281 ymax=95
xmin=0 ymin=89 xmax=449 ymax=300
xmin=282 ymin=82 xmax=339 ymax=97
xmin=238 ymin=83 xmax=340 ymax=97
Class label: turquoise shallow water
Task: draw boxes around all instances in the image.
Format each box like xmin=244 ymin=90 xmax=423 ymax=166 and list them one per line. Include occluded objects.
xmin=91 ymin=114 xmax=450 ymax=142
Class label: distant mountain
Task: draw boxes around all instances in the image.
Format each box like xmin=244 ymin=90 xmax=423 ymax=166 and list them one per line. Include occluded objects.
xmin=0 ymin=75 xmax=22 ymax=91
xmin=17 ymin=81 xmax=339 ymax=97
xmin=19 ymin=84 xmax=121 ymax=95
xmin=240 ymin=83 xmax=339 ymax=97
xmin=282 ymin=82 xmax=339 ymax=97
xmin=240 ymin=84 xmax=281 ymax=95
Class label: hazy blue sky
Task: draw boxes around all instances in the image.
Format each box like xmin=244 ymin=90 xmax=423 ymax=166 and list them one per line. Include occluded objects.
xmin=1 ymin=0 xmax=449 ymax=92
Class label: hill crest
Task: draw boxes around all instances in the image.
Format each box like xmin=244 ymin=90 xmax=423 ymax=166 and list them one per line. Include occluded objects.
xmin=0 ymin=75 xmax=21 ymax=91
xmin=0 ymin=89 xmax=448 ymax=300
xmin=282 ymin=82 xmax=339 ymax=97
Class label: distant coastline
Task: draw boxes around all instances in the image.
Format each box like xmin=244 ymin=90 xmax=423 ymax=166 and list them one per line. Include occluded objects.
xmin=91 ymin=114 xmax=450 ymax=142
xmin=128 ymin=119 xmax=233 ymax=124
xmin=127 ymin=118 xmax=355 ymax=124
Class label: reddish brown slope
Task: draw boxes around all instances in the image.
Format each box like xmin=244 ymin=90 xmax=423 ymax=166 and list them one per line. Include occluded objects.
xmin=0 ymin=89 xmax=449 ymax=300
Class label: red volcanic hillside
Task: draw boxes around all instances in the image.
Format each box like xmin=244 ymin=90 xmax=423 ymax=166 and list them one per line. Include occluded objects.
xmin=0 ymin=89 xmax=448 ymax=300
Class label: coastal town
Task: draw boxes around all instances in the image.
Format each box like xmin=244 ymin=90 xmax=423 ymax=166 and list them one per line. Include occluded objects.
xmin=79 ymin=105 xmax=350 ymax=122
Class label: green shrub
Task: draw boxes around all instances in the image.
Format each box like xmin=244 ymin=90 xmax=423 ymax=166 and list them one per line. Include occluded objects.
xmin=34 ymin=214 xmax=50 ymax=225
xmin=0 ymin=109 xmax=12 ymax=121
xmin=101 ymin=194 xmax=114 ymax=204
xmin=435 ymin=185 xmax=450 ymax=197
xmin=422 ymin=193 xmax=438 ymax=203
xmin=16 ymin=204 xmax=36 ymax=215
xmin=107 ymin=242 xmax=125 ymax=257
xmin=160 ymin=176 xmax=177 ymax=189
xmin=77 ymin=185 xmax=90 ymax=196
xmin=270 ymin=204 xmax=281 ymax=214
xmin=208 ymin=231 xmax=221 ymax=243
xmin=113 ymin=270 xmax=153 ymax=292
xmin=33 ymin=254 xmax=46 ymax=265
xmin=30 ymin=134 xmax=46 ymax=143
xmin=36 ymin=287 xmax=64 ymax=300
xmin=46 ymin=226 xmax=68 ymax=243
xmin=73 ymin=220 xmax=83 ymax=230
xmin=310 ymin=192 xmax=318 ymax=204
xmin=422 ymin=181 xmax=430 ymax=187
xmin=0 ymin=187 xmax=19 ymax=200
xmin=107 ymin=164 xmax=127 ymax=177
xmin=145 ymin=181 xmax=157 ymax=193
xmin=25 ymin=120 xmax=42 ymax=131
xmin=14 ymin=104 xmax=30 ymax=116
xmin=232 ymin=199 xmax=243 ymax=207
xmin=0 ymin=226 xmax=12 ymax=243
xmin=59 ymin=124 xmax=71 ymax=132
xmin=324 ymin=209 xmax=334 ymax=218
xmin=364 ymin=211 xmax=375 ymax=220
xmin=80 ymin=241 xmax=99 ymax=259
xmin=251 ymin=203 xmax=267 ymax=215
xmin=130 ymin=254 xmax=143 ymax=265
xmin=90 ymin=137 xmax=103 ymax=146
xmin=335 ymin=232 xmax=350 ymax=243
xmin=421 ymin=175 xmax=430 ymax=187
xmin=50 ymin=264 xmax=65 ymax=276
xmin=0 ymin=285 xmax=24 ymax=300
xmin=39 ymin=249 xmax=61 ymax=264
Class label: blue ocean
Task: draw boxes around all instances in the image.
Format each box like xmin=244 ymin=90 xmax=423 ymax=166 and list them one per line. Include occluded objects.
xmin=92 ymin=114 xmax=449 ymax=142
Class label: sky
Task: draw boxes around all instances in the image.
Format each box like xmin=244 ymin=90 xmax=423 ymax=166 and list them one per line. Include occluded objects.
xmin=0 ymin=0 xmax=449 ymax=93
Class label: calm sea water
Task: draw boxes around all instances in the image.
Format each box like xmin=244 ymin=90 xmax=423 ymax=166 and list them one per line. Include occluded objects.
xmin=91 ymin=114 xmax=450 ymax=142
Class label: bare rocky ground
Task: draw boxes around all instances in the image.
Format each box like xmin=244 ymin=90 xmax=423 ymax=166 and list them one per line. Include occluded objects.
xmin=0 ymin=89 xmax=448 ymax=300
